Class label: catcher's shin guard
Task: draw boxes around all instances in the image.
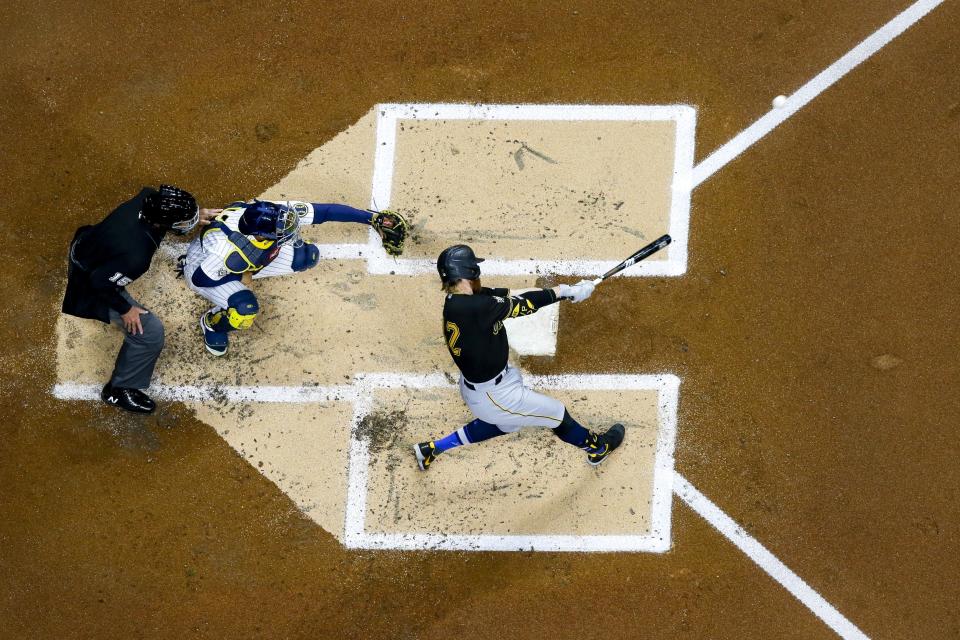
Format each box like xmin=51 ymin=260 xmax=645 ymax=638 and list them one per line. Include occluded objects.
xmin=208 ymin=290 xmax=259 ymax=332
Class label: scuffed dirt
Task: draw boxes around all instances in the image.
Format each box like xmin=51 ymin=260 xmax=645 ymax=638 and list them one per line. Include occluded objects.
xmin=355 ymin=408 xmax=409 ymax=454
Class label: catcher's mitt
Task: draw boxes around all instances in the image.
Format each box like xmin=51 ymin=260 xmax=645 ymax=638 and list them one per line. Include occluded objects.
xmin=371 ymin=210 xmax=408 ymax=256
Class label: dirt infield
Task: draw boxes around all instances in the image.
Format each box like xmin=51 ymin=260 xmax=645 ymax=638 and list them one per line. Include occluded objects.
xmin=2 ymin=1 xmax=959 ymax=639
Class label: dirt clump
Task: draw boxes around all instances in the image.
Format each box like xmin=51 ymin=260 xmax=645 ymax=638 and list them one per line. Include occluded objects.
xmin=355 ymin=409 xmax=410 ymax=453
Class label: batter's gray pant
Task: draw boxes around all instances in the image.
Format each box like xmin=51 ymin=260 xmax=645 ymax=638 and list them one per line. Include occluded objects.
xmin=107 ymin=290 xmax=164 ymax=389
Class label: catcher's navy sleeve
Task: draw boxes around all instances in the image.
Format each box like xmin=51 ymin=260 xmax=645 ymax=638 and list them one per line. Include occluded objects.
xmin=310 ymin=203 xmax=372 ymax=226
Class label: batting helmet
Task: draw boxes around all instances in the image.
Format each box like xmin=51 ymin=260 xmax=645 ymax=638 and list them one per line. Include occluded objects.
xmin=141 ymin=184 xmax=199 ymax=234
xmin=437 ymin=244 xmax=484 ymax=283
xmin=239 ymin=201 xmax=302 ymax=247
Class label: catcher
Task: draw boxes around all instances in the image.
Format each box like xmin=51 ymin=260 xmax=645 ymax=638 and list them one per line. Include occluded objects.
xmin=180 ymin=199 xmax=406 ymax=356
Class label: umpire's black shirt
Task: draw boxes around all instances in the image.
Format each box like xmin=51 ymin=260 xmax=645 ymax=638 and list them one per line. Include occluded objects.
xmin=442 ymin=286 xmax=558 ymax=383
xmin=63 ymin=188 xmax=165 ymax=323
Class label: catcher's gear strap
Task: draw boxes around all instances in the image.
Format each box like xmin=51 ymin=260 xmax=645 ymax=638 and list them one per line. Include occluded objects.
xmin=370 ymin=210 xmax=408 ymax=256
xmin=204 ymin=220 xmax=277 ymax=274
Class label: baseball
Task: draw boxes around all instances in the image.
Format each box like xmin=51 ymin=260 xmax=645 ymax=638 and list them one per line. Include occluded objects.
xmin=772 ymin=95 xmax=787 ymax=108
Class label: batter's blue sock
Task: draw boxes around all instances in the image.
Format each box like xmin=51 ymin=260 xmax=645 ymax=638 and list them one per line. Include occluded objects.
xmin=462 ymin=419 xmax=506 ymax=444
xmin=432 ymin=431 xmax=464 ymax=453
xmin=433 ymin=419 xmax=505 ymax=453
xmin=553 ymin=411 xmax=591 ymax=448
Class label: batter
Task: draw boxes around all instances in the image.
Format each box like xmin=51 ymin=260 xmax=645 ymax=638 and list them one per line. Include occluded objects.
xmin=413 ymin=244 xmax=625 ymax=470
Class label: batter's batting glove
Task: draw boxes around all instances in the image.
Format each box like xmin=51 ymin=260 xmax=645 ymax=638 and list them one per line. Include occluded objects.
xmin=371 ymin=210 xmax=408 ymax=257
xmin=558 ymin=280 xmax=595 ymax=303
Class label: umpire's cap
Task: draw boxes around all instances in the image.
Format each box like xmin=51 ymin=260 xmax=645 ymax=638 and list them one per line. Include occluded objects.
xmin=437 ymin=244 xmax=484 ymax=283
xmin=142 ymin=185 xmax=199 ymax=234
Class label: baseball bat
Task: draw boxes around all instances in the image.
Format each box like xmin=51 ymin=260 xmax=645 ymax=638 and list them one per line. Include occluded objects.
xmin=593 ymin=233 xmax=672 ymax=284
xmin=560 ymin=234 xmax=672 ymax=299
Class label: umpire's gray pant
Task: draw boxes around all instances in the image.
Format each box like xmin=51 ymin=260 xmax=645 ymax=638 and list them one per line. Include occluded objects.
xmin=107 ymin=290 xmax=165 ymax=389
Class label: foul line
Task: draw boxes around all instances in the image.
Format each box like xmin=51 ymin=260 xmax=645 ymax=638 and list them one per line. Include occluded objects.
xmin=674 ymin=473 xmax=869 ymax=640
xmin=680 ymin=2 xmax=945 ymax=636
xmin=691 ymin=0 xmax=945 ymax=187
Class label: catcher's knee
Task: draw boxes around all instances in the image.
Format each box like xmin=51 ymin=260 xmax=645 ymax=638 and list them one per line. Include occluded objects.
xmin=211 ymin=290 xmax=259 ymax=330
xmin=292 ymin=243 xmax=320 ymax=272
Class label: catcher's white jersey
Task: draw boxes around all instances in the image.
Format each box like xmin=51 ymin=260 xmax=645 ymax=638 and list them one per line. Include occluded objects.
xmin=183 ymin=200 xmax=315 ymax=308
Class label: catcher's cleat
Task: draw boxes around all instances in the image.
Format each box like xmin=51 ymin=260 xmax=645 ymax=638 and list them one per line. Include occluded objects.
xmin=585 ymin=423 xmax=626 ymax=466
xmin=413 ymin=441 xmax=438 ymax=471
xmin=101 ymin=383 xmax=156 ymax=414
xmin=200 ymin=311 xmax=228 ymax=357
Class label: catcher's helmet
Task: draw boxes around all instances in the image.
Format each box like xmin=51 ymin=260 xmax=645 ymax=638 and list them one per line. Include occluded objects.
xmin=437 ymin=244 xmax=484 ymax=283
xmin=239 ymin=201 xmax=302 ymax=247
xmin=141 ymin=185 xmax=199 ymax=234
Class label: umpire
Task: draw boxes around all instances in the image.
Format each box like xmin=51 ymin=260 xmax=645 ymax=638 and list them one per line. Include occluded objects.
xmin=62 ymin=185 xmax=202 ymax=414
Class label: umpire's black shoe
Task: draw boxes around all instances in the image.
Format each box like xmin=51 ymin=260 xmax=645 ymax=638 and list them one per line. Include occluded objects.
xmin=101 ymin=384 xmax=156 ymax=414
xmin=585 ymin=423 xmax=625 ymax=466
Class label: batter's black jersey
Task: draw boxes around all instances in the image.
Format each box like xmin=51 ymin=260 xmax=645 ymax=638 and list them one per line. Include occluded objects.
xmin=63 ymin=188 xmax=166 ymax=322
xmin=442 ymin=287 xmax=559 ymax=383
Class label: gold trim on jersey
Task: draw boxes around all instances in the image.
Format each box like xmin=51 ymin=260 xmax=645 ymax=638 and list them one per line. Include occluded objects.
xmin=502 ymin=296 xmax=537 ymax=321
xmin=485 ymin=392 xmax=562 ymax=423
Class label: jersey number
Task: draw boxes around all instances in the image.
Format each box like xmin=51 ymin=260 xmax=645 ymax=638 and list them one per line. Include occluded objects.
xmin=445 ymin=321 xmax=462 ymax=356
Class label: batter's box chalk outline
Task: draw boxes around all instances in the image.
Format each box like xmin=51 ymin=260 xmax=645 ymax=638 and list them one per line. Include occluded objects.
xmin=360 ymin=103 xmax=696 ymax=278
xmin=343 ymin=372 xmax=680 ymax=553
xmin=158 ymin=103 xmax=695 ymax=277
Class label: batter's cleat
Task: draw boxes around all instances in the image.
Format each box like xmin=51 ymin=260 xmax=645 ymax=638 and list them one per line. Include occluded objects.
xmin=200 ymin=311 xmax=228 ymax=357
xmin=585 ymin=423 xmax=626 ymax=466
xmin=101 ymin=383 xmax=156 ymax=414
xmin=413 ymin=441 xmax=438 ymax=471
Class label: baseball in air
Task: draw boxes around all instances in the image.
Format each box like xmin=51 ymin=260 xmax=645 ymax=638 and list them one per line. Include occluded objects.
xmin=772 ymin=95 xmax=787 ymax=108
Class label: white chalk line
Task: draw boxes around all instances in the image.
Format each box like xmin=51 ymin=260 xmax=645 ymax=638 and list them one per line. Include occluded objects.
xmin=378 ymin=103 xmax=692 ymax=121
xmin=55 ymin=373 xmax=680 ymax=554
xmin=691 ymin=0 xmax=945 ymax=188
xmin=668 ymin=106 xmax=696 ymax=275
xmin=52 ymin=381 xmax=358 ymax=403
xmin=674 ymin=473 xmax=870 ymax=640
